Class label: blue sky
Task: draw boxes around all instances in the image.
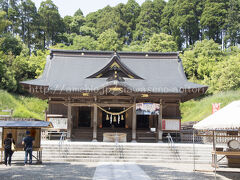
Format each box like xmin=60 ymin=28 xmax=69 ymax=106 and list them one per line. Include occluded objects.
xmin=32 ymin=0 xmax=146 ymax=17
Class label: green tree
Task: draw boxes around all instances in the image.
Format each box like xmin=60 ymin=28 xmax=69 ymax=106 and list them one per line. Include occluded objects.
xmin=208 ymin=53 xmax=240 ymax=92
xmin=74 ymin=8 xmax=83 ymax=16
xmin=79 ymin=25 xmax=97 ymax=38
xmin=181 ymin=39 xmax=224 ymax=80
xmin=122 ymin=42 xmax=143 ymax=52
xmin=200 ymin=0 xmax=228 ymax=44
xmin=0 ymin=0 xmax=9 ymax=13
xmin=18 ymin=0 xmax=38 ymax=52
xmin=0 ymin=51 xmax=17 ymax=91
xmin=160 ymin=0 xmax=177 ymax=35
xmin=7 ymin=0 xmax=20 ymax=34
xmin=97 ymin=29 xmax=122 ymax=51
xmin=0 ymin=10 xmax=10 ymax=33
xmin=0 ymin=34 xmax=23 ymax=55
xmin=11 ymin=49 xmax=48 ymax=92
xmin=94 ymin=5 xmax=127 ymax=41
xmin=0 ymin=0 xmax=19 ymax=33
xmin=85 ymin=10 xmax=101 ymax=28
xmin=172 ymin=0 xmax=200 ymax=48
xmin=134 ymin=0 xmax=166 ymax=42
xmin=63 ymin=15 xmax=73 ymax=34
xmin=224 ymin=0 xmax=240 ymax=46
xmin=70 ymin=11 xmax=85 ymax=34
xmin=38 ymin=0 xmax=63 ymax=48
xmin=143 ymin=33 xmax=178 ymax=52
xmin=72 ymin=35 xmax=97 ymax=50
xmin=122 ymin=0 xmax=140 ymax=44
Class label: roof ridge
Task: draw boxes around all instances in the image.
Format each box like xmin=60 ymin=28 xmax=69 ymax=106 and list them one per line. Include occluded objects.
xmin=50 ymin=49 xmax=179 ymax=57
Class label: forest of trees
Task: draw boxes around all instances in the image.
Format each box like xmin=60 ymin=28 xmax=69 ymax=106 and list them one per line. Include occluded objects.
xmin=0 ymin=0 xmax=240 ymax=94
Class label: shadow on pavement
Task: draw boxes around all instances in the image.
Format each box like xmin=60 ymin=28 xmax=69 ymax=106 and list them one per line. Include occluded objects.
xmin=139 ymin=164 xmax=231 ymax=180
xmin=217 ymin=171 xmax=240 ymax=180
xmin=0 ymin=162 xmax=96 ymax=180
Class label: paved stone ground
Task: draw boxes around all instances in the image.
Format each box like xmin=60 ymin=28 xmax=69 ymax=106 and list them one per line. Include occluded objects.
xmin=139 ymin=163 xmax=240 ymax=180
xmin=0 ymin=162 xmax=239 ymax=180
xmin=93 ymin=162 xmax=151 ymax=180
xmin=0 ymin=162 xmax=96 ymax=180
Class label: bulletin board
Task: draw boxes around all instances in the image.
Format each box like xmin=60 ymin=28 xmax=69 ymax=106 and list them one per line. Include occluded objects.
xmin=2 ymin=128 xmax=41 ymax=149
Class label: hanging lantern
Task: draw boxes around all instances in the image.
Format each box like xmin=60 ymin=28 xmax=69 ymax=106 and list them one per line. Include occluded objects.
xmin=121 ymin=114 xmax=124 ymax=120
xmin=113 ymin=116 xmax=117 ymax=122
xmin=118 ymin=115 xmax=120 ymax=124
xmin=106 ymin=114 xmax=109 ymax=120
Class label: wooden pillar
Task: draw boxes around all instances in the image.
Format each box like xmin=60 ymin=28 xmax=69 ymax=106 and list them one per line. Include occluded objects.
xmin=44 ymin=108 xmax=48 ymax=121
xmin=67 ymin=103 xmax=72 ymax=140
xmin=132 ymin=103 xmax=137 ymax=142
xmin=157 ymin=99 xmax=163 ymax=142
xmin=92 ymin=104 xmax=98 ymax=142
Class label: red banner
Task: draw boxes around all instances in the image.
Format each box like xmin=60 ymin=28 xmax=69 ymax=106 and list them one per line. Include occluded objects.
xmin=162 ymin=120 xmax=166 ymax=130
xmin=212 ymin=103 xmax=220 ymax=114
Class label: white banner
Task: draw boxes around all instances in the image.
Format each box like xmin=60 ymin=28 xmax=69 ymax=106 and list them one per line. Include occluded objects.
xmin=136 ymin=103 xmax=160 ymax=115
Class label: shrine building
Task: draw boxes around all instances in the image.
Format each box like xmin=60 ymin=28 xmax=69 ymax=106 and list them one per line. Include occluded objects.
xmin=21 ymin=50 xmax=207 ymax=142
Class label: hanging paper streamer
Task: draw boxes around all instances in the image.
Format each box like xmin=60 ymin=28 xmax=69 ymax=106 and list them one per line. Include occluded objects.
xmin=110 ymin=115 xmax=112 ymax=124
xmin=113 ymin=116 xmax=117 ymax=122
xmin=121 ymin=114 xmax=124 ymax=120
xmin=118 ymin=115 xmax=120 ymax=124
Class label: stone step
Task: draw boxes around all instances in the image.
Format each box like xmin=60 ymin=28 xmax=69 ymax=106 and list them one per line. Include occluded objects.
xmin=6 ymin=142 xmax=216 ymax=164
xmin=42 ymin=146 xmax=212 ymax=151
xmin=41 ymin=145 xmax=212 ymax=148
xmin=12 ymin=152 xmax=212 ymax=157
xmin=41 ymin=148 xmax=211 ymax=152
xmin=8 ymin=158 xmax=213 ymax=164
xmin=41 ymin=152 xmax=212 ymax=156
xmin=12 ymin=154 xmax=211 ymax=159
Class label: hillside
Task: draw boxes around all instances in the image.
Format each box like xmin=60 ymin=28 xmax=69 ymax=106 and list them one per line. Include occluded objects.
xmin=180 ymin=90 xmax=240 ymax=122
xmin=0 ymin=90 xmax=47 ymax=120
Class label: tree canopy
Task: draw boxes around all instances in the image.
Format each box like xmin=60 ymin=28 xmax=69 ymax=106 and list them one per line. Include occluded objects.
xmin=0 ymin=0 xmax=240 ymax=94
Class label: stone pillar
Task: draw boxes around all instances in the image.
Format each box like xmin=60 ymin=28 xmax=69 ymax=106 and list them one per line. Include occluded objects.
xmin=92 ymin=104 xmax=98 ymax=142
xmin=132 ymin=104 xmax=137 ymax=142
xmin=67 ymin=103 xmax=72 ymax=140
xmin=157 ymin=99 xmax=163 ymax=142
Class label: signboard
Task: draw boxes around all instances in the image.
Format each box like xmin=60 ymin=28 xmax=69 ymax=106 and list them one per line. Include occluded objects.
xmin=2 ymin=128 xmax=40 ymax=148
xmin=136 ymin=103 xmax=160 ymax=115
xmin=162 ymin=119 xmax=180 ymax=131
xmin=48 ymin=118 xmax=67 ymax=129
xmin=16 ymin=129 xmax=26 ymax=147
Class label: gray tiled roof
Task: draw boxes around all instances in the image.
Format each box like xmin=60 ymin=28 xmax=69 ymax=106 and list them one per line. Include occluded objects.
xmin=0 ymin=120 xmax=53 ymax=127
xmin=21 ymin=50 xmax=207 ymax=93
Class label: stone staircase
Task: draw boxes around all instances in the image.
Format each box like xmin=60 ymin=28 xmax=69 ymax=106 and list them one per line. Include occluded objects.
xmin=7 ymin=142 xmax=223 ymax=164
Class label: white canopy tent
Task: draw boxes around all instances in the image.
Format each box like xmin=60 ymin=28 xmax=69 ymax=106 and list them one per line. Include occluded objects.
xmin=193 ymin=100 xmax=240 ymax=130
xmin=192 ymin=101 xmax=240 ymax=173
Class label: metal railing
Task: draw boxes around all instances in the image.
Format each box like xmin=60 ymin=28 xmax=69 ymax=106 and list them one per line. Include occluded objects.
xmin=167 ymin=133 xmax=180 ymax=160
xmin=58 ymin=132 xmax=68 ymax=157
xmin=114 ymin=132 xmax=124 ymax=159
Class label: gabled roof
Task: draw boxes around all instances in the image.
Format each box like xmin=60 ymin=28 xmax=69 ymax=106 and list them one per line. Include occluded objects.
xmin=87 ymin=53 xmax=143 ymax=81
xmin=21 ymin=49 xmax=207 ymax=96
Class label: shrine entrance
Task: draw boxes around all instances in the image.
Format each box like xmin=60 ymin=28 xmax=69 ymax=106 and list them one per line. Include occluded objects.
xmin=102 ymin=108 xmax=126 ymax=128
